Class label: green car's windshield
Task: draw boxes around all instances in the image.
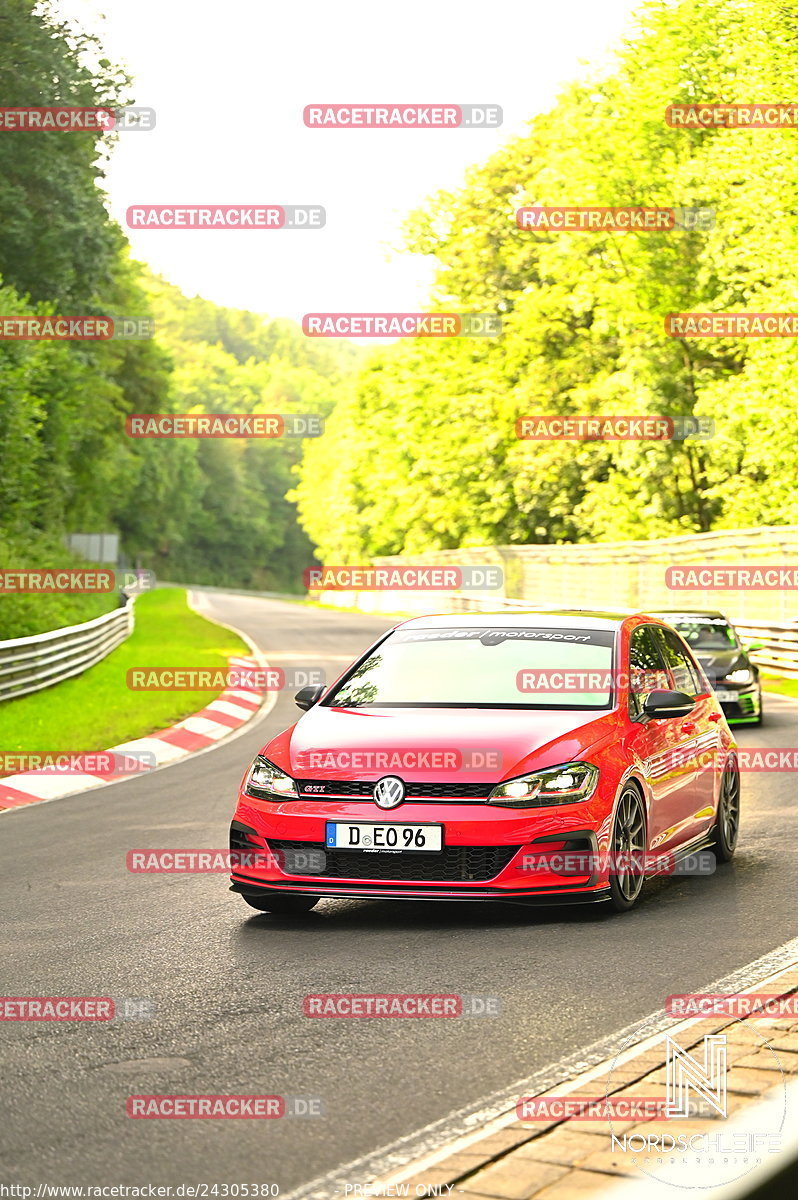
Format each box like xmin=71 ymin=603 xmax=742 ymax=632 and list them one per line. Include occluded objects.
xmin=666 ymin=616 xmax=738 ymax=652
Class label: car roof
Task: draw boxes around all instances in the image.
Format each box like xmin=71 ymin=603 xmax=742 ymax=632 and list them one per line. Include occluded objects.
xmin=396 ymin=609 xmax=639 ymax=632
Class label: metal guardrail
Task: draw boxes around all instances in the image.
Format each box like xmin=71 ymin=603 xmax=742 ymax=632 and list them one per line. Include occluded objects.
xmin=0 ymin=601 xmax=134 ymax=702
xmin=732 ymin=620 xmax=798 ymax=678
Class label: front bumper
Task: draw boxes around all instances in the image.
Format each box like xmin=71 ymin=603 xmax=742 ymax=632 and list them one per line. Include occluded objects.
xmin=229 ymin=789 xmax=618 ymax=903
xmin=716 ymin=684 xmax=762 ymax=723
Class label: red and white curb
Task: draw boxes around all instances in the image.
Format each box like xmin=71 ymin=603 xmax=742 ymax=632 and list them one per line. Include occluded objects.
xmin=0 ymin=654 xmax=269 ymax=813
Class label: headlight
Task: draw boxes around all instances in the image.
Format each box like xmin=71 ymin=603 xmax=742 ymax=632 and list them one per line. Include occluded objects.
xmin=724 ymin=668 xmax=753 ymax=685
xmin=244 ymin=756 xmax=298 ymax=799
xmin=488 ymin=762 xmax=599 ymax=808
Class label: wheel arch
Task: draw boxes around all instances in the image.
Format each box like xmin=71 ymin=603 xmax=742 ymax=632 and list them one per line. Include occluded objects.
xmin=611 ymin=772 xmax=649 ymax=848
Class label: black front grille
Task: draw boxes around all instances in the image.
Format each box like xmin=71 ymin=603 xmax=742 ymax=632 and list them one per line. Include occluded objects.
xmin=267 ymin=839 xmax=519 ymax=882
xmin=296 ymin=780 xmax=492 ymax=800
xmin=406 ymin=782 xmax=492 ymax=799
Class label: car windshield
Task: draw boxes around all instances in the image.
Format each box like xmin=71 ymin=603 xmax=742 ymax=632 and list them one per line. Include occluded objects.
xmin=324 ymin=626 xmax=616 ymax=709
xmin=666 ymin=616 xmax=738 ymax=652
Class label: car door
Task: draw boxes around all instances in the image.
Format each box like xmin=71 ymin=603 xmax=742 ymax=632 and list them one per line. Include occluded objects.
xmin=651 ymin=625 xmax=719 ymax=844
xmin=624 ymin=625 xmax=696 ymax=853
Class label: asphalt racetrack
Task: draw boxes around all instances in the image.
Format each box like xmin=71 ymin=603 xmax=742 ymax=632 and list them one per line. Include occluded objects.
xmin=1 ymin=592 xmax=796 ymax=1193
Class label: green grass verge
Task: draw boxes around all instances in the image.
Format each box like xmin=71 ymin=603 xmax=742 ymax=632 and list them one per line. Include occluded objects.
xmin=0 ymin=532 xmax=119 ymax=638
xmin=0 ymin=587 xmax=249 ymax=755
xmin=761 ymin=673 xmax=798 ymax=700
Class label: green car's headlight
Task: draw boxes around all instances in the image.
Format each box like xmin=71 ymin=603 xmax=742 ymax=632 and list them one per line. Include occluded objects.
xmin=724 ymin=668 xmax=753 ymax=685
xmin=244 ymin=756 xmax=298 ymax=799
xmin=488 ymin=762 xmax=599 ymax=808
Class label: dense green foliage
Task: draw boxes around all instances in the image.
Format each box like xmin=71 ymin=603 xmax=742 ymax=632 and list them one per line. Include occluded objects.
xmin=294 ymin=0 xmax=798 ymax=560
xmin=136 ymin=275 xmax=356 ymax=588
xmin=0 ymin=1 xmax=351 ymax=640
xmin=4 ymin=0 xmax=798 ymax=632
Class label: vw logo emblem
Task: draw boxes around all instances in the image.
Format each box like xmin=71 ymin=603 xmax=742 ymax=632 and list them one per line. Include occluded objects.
xmin=373 ymin=775 xmax=405 ymax=809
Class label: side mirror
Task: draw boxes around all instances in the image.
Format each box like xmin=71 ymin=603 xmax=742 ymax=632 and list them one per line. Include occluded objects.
xmin=746 ymin=641 xmax=763 ymax=653
xmin=642 ymin=689 xmax=695 ymax=720
xmin=295 ymin=684 xmax=324 ymax=711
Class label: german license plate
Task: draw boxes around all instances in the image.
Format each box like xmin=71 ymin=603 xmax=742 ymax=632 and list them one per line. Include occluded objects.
xmin=325 ymin=821 xmax=443 ymax=853
xmin=714 ymin=689 xmax=736 ymax=702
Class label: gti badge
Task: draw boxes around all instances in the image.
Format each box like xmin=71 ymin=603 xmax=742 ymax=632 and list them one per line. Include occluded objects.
xmin=373 ymin=775 xmax=405 ymax=809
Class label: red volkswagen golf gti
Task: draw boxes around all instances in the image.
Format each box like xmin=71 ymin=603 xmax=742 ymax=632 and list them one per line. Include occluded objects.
xmin=229 ymin=611 xmax=739 ymax=915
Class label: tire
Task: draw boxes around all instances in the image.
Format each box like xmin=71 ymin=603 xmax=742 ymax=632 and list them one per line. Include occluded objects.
xmin=607 ymin=785 xmax=647 ymax=913
xmin=710 ymin=760 xmax=740 ymax=862
xmin=241 ymin=892 xmax=320 ymax=914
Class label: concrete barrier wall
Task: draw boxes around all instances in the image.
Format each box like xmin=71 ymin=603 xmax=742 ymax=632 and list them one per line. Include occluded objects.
xmin=314 ymin=526 xmax=798 ymax=623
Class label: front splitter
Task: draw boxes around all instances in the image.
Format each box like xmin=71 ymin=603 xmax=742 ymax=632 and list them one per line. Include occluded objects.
xmin=229 ymin=876 xmax=611 ymax=905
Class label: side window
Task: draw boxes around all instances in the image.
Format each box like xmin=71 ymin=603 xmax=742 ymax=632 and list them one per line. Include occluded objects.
xmin=629 ymin=627 xmax=670 ymax=716
xmin=652 ymin=627 xmax=701 ymax=697
xmin=688 ymin=653 xmax=711 ymax=694
xmin=682 ymin=642 xmax=708 ymax=695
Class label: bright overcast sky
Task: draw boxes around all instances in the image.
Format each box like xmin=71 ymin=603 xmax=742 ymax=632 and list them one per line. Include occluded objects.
xmin=54 ymin=0 xmax=642 ymax=322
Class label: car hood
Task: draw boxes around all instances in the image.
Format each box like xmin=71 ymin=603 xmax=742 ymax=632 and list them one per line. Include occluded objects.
xmin=693 ymin=648 xmax=748 ymax=680
xmin=265 ymin=705 xmax=619 ymax=784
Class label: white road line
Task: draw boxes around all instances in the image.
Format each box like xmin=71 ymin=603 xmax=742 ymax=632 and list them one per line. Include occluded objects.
xmin=0 ymin=772 xmax=107 ymax=799
xmin=282 ymin=937 xmax=798 ymax=1200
